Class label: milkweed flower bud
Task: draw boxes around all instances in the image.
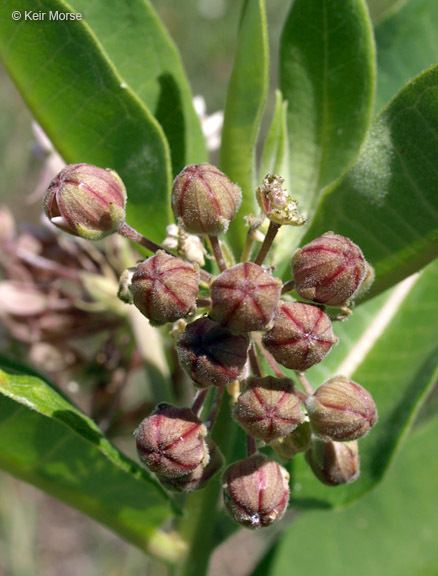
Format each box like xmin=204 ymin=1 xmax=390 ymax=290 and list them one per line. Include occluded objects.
xmin=177 ymin=317 xmax=248 ymax=388
xmin=158 ymin=438 xmax=224 ymax=493
xmin=233 ymin=376 xmax=304 ymax=442
xmin=44 ymin=163 xmax=126 ymax=240
xmin=129 ymin=251 xmax=199 ymax=326
xmin=262 ymin=302 xmax=338 ymax=371
xmin=270 ymin=420 xmax=311 ymax=460
xmin=223 ymin=454 xmax=290 ymax=529
xmin=291 ymin=232 xmax=367 ymax=306
xmin=171 ymin=163 xmax=242 ymax=235
xmin=135 ymin=403 xmax=208 ymax=478
xmin=211 ymin=262 xmax=281 ymax=332
xmin=256 ymin=174 xmax=306 ymax=226
xmin=306 ymin=438 xmax=360 ymax=486
xmin=305 ymin=376 xmax=378 ymax=441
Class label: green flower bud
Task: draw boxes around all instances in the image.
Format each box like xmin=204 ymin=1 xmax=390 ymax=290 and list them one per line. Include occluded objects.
xmin=171 ymin=163 xmax=242 ymax=235
xmin=176 ymin=317 xmax=248 ymax=388
xmin=270 ymin=420 xmax=311 ymax=460
xmin=306 ymin=438 xmax=360 ymax=486
xmin=305 ymin=376 xmax=378 ymax=441
xmin=211 ymin=262 xmax=282 ymax=332
xmin=233 ymin=376 xmax=304 ymax=442
xmin=291 ymin=232 xmax=367 ymax=306
xmin=223 ymin=454 xmax=290 ymax=528
xmin=44 ymin=163 xmax=126 ymax=240
xmin=158 ymin=438 xmax=224 ymax=493
xmin=135 ymin=403 xmax=208 ymax=478
xmin=129 ymin=251 xmax=199 ymax=326
xmin=262 ymin=302 xmax=338 ymax=371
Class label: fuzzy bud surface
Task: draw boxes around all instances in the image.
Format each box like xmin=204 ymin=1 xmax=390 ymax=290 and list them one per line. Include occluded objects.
xmin=223 ymin=454 xmax=290 ymax=529
xmin=270 ymin=420 xmax=311 ymax=460
xmin=171 ymin=163 xmax=241 ymax=235
xmin=211 ymin=262 xmax=281 ymax=332
xmin=129 ymin=251 xmax=199 ymax=325
xmin=306 ymin=438 xmax=360 ymax=486
xmin=263 ymin=302 xmax=338 ymax=371
xmin=177 ymin=317 xmax=248 ymax=387
xmin=291 ymin=232 xmax=367 ymax=306
xmin=44 ymin=163 xmax=126 ymax=240
xmin=135 ymin=403 xmax=208 ymax=478
xmin=233 ymin=376 xmax=304 ymax=442
xmin=306 ymin=376 xmax=378 ymax=441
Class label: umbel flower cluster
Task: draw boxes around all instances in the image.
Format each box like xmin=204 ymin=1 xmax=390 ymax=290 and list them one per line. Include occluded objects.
xmin=44 ymin=162 xmax=378 ymax=529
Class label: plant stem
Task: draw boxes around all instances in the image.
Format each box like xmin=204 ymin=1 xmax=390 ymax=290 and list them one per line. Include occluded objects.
xmin=206 ymin=386 xmax=225 ymax=431
xmin=118 ymin=221 xmax=212 ymax=282
xmin=248 ymin=344 xmax=263 ymax=377
xmin=191 ymin=389 xmax=209 ymax=417
xmin=294 ymin=371 xmax=314 ymax=395
xmin=240 ymin=229 xmax=255 ymax=262
xmin=178 ymin=392 xmax=236 ymax=576
xmin=208 ymin=235 xmax=227 ymax=272
xmin=196 ymin=297 xmax=212 ymax=308
xmin=247 ymin=435 xmax=257 ymax=456
xmin=281 ymin=279 xmax=296 ymax=294
xmin=252 ymin=332 xmax=284 ymax=379
xmin=254 ymin=221 xmax=280 ymax=266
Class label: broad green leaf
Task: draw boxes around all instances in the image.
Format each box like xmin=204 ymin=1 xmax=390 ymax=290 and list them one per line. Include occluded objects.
xmin=0 ymin=370 xmax=182 ymax=559
xmin=254 ymin=415 xmax=438 ymax=576
xmin=258 ymin=90 xmax=290 ymax=189
xmin=220 ymin=0 xmax=269 ymax=254
xmin=294 ymin=66 xmax=438 ymax=299
xmin=280 ymin=0 xmax=375 ymax=225
xmin=286 ymin=259 xmax=438 ymax=508
xmin=0 ymin=0 xmax=172 ymax=243
xmin=374 ymin=0 xmax=438 ymax=113
xmin=68 ymin=0 xmax=207 ymax=175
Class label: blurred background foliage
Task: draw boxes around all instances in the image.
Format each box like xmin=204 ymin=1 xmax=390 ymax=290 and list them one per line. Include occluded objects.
xmin=0 ymin=0 xmax=436 ymax=575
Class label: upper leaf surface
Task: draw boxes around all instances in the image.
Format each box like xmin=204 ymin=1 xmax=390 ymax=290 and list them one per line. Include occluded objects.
xmin=296 ymin=66 xmax=438 ymax=299
xmin=280 ymin=0 xmax=375 ymax=223
xmin=68 ymin=0 xmax=207 ymax=175
xmin=0 ymin=369 xmax=174 ymax=552
xmin=374 ymin=0 xmax=438 ymax=113
xmin=220 ymin=0 xmax=269 ymax=254
xmin=0 ymin=0 xmax=172 ymax=243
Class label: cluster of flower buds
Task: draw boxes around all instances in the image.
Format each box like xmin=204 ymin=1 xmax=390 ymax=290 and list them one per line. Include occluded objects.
xmin=42 ymin=162 xmax=378 ymax=530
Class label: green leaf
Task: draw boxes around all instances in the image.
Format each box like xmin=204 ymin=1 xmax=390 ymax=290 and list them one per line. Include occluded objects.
xmin=258 ymin=90 xmax=290 ymax=188
xmin=374 ymin=0 xmax=438 ymax=113
xmin=0 ymin=0 xmax=172 ymax=243
xmin=220 ymin=0 xmax=269 ymax=254
xmin=0 ymin=370 xmax=182 ymax=559
xmin=294 ymin=66 xmax=438 ymax=299
xmin=67 ymin=0 xmax=207 ymax=175
xmin=254 ymin=415 xmax=438 ymax=576
xmin=280 ymin=0 xmax=375 ymax=224
xmin=287 ymin=259 xmax=438 ymax=509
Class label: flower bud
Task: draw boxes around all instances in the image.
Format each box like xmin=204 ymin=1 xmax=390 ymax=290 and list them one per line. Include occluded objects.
xmin=262 ymin=302 xmax=338 ymax=371
xmin=223 ymin=455 xmax=290 ymax=528
xmin=44 ymin=163 xmax=126 ymax=240
xmin=256 ymin=174 xmax=306 ymax=226
xmin=233 ymin=376 xmax=304 ymax=442
xmin=135 ymin=403 xmax=208 ymax=478
xmin=270 ymin=420 xmax=311 ymax=460
xmin=129 ymin=251 xmax=199 ymax=325
xmin=291 ymin=232 xmax=367 ymax=306
xmin=171 ymin=163 xmax=242 ymax=235
xmin=306 ymin=438 xmax=360 ymax=486
xmin=305 ymin=376 xmax=378 ymax=441
xmin=176 ymin=317 xmax=248 ymax=388
xmin=211 ymin=262 xmax=281 ymax=332
xmin=158 ymin=438 xmax=224 ymax=493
